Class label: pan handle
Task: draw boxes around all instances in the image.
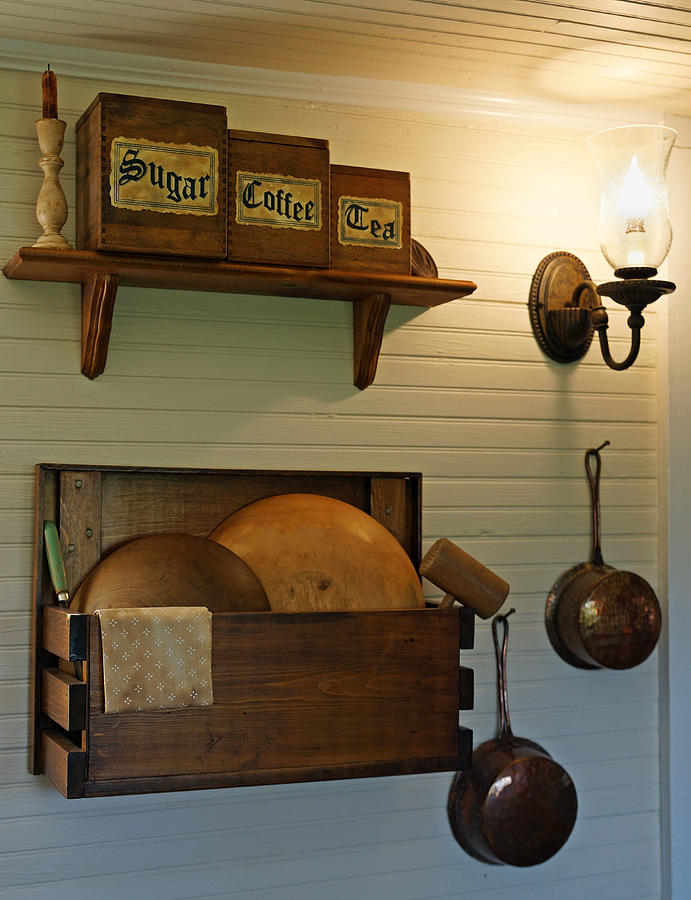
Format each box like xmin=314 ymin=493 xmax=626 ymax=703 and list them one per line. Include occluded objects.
xmin=585 ymin=441 xmax=609 ymax=567
xmin=492 ymin=608 xmax=516 ymax=744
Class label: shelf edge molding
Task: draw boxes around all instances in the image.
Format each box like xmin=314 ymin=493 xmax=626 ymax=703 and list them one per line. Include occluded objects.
xmin=4 ymin=247 xmax=477 ymax=387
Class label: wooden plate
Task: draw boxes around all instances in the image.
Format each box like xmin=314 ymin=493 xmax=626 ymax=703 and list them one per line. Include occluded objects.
xmin=70 ymin=533 xmax=270 ymax=613
xmin=209 ymin=493 xmax=424 ymax=612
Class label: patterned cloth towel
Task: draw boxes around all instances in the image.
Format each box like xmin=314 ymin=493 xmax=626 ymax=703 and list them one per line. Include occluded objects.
xmin=96 ymin=607 xmax=214 ymax=714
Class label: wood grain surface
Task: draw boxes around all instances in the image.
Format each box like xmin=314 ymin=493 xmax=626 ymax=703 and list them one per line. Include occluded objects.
xmin=76 ymin=93 xmax=228 ymax=257
xmin=70 ymin=532 xmax=270 ymax=613
xmin=3 ymin=246 xmax=476 ymax=307
xmin=86 ymin=609 xmax=463 ymax=786
xmin=228 ymin=130 xmax=330 ymax=267
xmin=330 ymin=165 xmax=411 ymax=274
xmin=209 ymin=492 xmax=424 ymax=611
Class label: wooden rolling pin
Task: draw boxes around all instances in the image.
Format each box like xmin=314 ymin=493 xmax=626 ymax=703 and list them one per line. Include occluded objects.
xmin=419 ymin=538 xmax=509 ymax=619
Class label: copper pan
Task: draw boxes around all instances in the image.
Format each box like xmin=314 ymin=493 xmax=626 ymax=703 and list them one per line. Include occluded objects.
xmin=545 ymin=442 xmax=661 ymax=670
xmin=448 ymin=610 xmax=577 ymax=867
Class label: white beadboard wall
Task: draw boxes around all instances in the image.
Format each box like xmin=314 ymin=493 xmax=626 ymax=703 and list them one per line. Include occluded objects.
xmin=0 ymin=65 xmax=667 ymax=899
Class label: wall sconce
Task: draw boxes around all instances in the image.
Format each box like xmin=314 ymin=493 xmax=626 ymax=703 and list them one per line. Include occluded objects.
xmin=529 ymin=125 xmax=677 ymax=370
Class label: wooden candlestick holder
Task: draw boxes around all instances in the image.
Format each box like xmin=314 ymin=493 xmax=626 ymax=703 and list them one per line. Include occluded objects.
xmin=33 ymin=117 xmax=72 ymax=249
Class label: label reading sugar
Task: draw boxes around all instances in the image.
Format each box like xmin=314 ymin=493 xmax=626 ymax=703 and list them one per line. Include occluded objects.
xmin=110 ymin=137 xmax=219 ymax=215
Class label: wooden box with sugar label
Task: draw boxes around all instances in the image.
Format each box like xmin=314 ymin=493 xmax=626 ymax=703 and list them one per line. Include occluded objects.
xmin=228 ymin=130 xmax=330 ymax=267
xmin=76 ymin=93 xmax=227 ymax=257
xmin=330 ymin=165 xmax=411 ymax=274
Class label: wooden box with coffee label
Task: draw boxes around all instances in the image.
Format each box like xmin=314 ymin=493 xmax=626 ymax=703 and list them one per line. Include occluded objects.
xmin=76 ymin=93 xmax=227 ymax=257
xmin=330 ymin=165 xmax=411 ymax=274
xmin=228 ymin=130 xmax=330 ymax=267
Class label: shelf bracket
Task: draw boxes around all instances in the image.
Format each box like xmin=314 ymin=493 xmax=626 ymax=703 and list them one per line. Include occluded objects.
xmin=353 ymin=292 xmax=391 ymax=390
xmin=81 ymin=272 xmax=118 ymax=379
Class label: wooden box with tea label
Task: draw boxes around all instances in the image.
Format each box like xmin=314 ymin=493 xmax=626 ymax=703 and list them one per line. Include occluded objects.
xmin=228 ymin=130 xmax=330 ymax=267
xmin=76 ymin=93 xmax=228 ymax=258
xmin=330 ymin=165 xmax=411 ymax=274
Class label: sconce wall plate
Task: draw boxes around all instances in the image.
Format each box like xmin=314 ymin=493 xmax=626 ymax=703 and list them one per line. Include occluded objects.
xmin=528 ymin=251 xmax=594 ymax=363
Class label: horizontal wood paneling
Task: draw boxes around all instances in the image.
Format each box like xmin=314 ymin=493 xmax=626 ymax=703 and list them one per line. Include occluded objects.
xmin=0 ymin=65 xmax=664 ymax=899
xmin=1 ymin=1 xmax=690 ymax=114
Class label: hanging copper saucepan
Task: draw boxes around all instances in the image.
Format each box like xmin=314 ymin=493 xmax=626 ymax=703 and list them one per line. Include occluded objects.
xmin=545 ymin=441 xmax=661 ymax=670
xmin=448 ymin=610 xmax=578 ymax=867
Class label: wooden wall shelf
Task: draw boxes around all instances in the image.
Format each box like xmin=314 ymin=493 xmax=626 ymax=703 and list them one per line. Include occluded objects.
xmin=3 ymin=247 xmax=476 ymax=388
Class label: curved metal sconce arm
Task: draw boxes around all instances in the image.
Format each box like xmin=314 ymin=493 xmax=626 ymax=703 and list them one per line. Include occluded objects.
xmin=591 ymin=309 xmax=642 ymax=371
xmin=572 ymin=280 xmax=642 ymax=371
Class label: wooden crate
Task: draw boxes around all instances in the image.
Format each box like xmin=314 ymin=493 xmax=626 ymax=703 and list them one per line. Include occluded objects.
xmin=330 ymin=165 xmax=411 ymax=274
xmin=228 ymin=130 xmax=330 ymax=267
xmin=76 ymin=93 xmax=228 ymax=258
xmin=31 ymin=464 xmax=474 ymax=798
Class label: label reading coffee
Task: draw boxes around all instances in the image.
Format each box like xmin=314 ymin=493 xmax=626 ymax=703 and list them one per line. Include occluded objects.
xmin=338 ymin=196 xmax=402 ymax=249
xmin=235 ymin=172 xmax=322 ymax=230
xmin=110 ymin=137 xmax=219 ymax=216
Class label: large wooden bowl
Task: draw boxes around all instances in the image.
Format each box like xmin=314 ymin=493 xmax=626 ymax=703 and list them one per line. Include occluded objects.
xmin=70 ymin=533 xmax=270 ymax=613
xmin=209 ymin=493 xmax=424 ymax=612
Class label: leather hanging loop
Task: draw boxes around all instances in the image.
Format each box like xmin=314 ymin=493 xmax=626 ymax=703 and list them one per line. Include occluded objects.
xmin=492 ymin=608 xmax=516 ymax=744
xmin=585 ymin=441 xmax=609 ymax=567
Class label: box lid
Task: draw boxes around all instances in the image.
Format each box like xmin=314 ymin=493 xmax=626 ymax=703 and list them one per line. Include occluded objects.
xmin=331 ymin=164 xmax=409 ymax=181
xmin=77 ymin=92 xmax=227 ymax=131
xmin=229 ymin=129 xmax=329 ymax=150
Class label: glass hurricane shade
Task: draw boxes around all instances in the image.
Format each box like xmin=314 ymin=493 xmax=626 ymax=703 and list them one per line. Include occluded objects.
xmin=587 ymin=125 xmax=676 ymax=271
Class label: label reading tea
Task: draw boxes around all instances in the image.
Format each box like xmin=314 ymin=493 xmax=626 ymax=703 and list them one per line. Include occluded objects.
xmin=338 ymin=196 xmax=402 ymax=250
xmin=110 ymin=137 xmax=219 ymax=216
xmin=235 ymin=172 xmax=322 ymax=230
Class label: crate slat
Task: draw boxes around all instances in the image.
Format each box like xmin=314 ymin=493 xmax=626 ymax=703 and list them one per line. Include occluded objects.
xmin=41 ymin=606 xmax=88 ymax=661
xmin=41 ymin=729 xmax=86 ymax=799
xmin=41 ymin=667 xmax=86 ymax=732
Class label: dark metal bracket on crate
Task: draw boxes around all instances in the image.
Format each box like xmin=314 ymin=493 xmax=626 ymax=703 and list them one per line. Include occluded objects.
xmin=3 ymin=247 xmax=476 ymax=388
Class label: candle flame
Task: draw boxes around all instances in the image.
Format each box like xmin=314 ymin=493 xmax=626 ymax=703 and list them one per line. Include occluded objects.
xmin=618 ymin=154 xmax=653 ymax=223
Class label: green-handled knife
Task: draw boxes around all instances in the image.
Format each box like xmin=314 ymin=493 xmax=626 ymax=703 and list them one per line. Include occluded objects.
xmin=44 ymin=521 xmax=70 ymax=606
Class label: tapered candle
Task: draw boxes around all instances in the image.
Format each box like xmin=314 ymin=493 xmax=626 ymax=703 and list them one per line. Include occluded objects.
xmin=41 ymin=65 xmax=58 ymax=119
